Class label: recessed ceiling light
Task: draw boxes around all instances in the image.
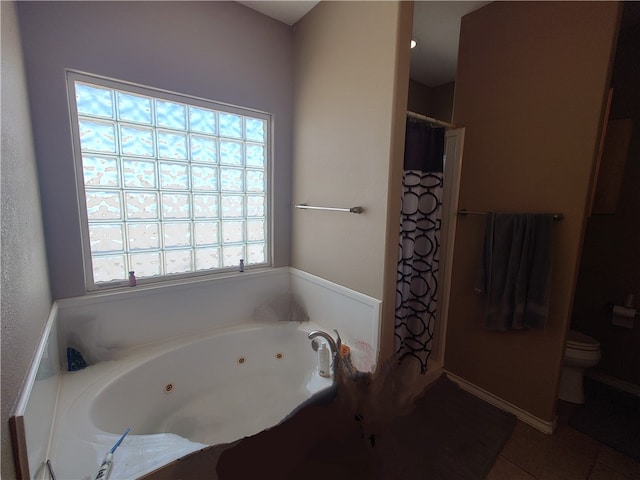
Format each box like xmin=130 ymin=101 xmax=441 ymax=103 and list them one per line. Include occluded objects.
xmin=410 ymin=39 xmax=417 ymax=49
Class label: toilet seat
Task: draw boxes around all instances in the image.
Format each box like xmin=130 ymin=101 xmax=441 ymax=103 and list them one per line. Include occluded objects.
xmin=566 ymin=330 xmax=600 ymax=352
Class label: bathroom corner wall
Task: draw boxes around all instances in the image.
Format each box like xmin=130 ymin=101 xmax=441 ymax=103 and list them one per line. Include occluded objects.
xmin=1 ymin=2 xmax=53 ymax=477
xmin=17 ymin=1 xmax=294 ymax=299
xmin=291 ymin=1 xmax=412 ymax=365
xmin=407 ymin=80 xmax=455 ymax=124
xmin=447 ymin=1 xmax=621 ymax=423
xmin=291 ymin=1 xmax=409 ymax=302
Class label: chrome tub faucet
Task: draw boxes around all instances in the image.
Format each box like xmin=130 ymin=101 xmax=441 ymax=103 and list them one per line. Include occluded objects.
xmin=308 ymin=329 xmax=339 ymax=359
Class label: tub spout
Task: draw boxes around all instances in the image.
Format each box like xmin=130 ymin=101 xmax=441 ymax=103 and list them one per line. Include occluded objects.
xmin=308 ymin=330 xmax=338 ymax=360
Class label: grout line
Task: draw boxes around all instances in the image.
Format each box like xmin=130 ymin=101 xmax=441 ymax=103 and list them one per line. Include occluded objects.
xmin=584 ymin=445 xmax=602 ymax=480
xmin=501 ymin=454 xmax=540 ymax=479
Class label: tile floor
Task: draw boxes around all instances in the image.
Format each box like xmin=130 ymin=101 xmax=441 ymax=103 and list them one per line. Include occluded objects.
xmin=144 ymin=396 xmax=640 ymax=480
xmin=487 ymin=402 xmax=640 ymax=480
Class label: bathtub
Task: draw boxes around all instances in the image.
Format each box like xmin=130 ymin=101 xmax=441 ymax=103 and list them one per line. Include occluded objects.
xmin=48 ymin=321 xmax=334 ymax=480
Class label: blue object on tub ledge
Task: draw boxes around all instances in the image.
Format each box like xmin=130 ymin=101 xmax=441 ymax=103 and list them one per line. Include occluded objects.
xmin=67 ymin=347 xmax=88 ymax=371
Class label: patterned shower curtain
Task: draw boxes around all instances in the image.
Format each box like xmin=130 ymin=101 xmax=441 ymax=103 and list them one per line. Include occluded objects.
xmin=395 ymin=119 xmax=445 ymax=373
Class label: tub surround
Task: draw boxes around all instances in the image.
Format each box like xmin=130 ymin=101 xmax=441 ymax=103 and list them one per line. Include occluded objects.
xmin=56 ymin=268 xmax=290 ymax=365
xmin=55 ymin=267 xmax=380 ymax=370
xmin=10 ymin=306 xmax=60 ymax=480
xmin=290 ymin=268 xmax=381 ymax=372
xmin=12 ymin=268 xmax=381 ymax=478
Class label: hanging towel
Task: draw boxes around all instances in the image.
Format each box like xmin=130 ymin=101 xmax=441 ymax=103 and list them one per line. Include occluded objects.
xmin=475 ymin=213 xmax=554 ymax=331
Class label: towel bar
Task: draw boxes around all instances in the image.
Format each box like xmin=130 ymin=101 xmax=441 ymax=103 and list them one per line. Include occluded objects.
xmin=457 ymin=209 xmax=564 ymax=221
xmin=295 ymin=203 xmax=364 ymax=214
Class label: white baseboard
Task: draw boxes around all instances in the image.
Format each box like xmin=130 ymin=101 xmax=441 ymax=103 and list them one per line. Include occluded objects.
xmin=585 ymin=370 xmax=640 ymax=398
xmin=444 ymin=370 xmax=557 ymax=435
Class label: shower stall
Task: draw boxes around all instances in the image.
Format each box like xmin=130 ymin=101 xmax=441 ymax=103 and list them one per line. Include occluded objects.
xmin=395 ymin=111 xmax=464 ymax=373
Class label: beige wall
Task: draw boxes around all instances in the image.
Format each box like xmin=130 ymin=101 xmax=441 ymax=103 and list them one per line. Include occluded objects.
xmin=447 ymin=1 xmax=621 ymax=421
xmin=407 ymin=79 xmax=432 ymax=115
xmin=407 ymin=79 xmax=454 ymax=123
xmin=1 ymin=2 xmax=53 ymax=477
xmin=292 ymin=1 xmax=411 ymax=307
xmin=430 ymin=82 xmax=455 ymax=124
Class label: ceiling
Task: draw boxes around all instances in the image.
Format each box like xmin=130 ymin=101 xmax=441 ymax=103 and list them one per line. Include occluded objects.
xmin=411 ymin=1 xmax=490 ymax=87
xmin=237 ymin=1 xmax=319 ymax=27
xmin=238 ymin=1 xmax=489 ymax=87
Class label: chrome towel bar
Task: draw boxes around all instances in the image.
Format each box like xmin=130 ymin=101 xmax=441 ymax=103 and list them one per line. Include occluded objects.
xmin=295 ymin=203 xmax=364 ymax=214
xmin=457 ymin=209 xmax=564 ymax=221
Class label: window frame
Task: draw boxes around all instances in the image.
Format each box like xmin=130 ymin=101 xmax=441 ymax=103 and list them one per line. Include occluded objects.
xmin=66 ymin=70 xmax=273 ymax=291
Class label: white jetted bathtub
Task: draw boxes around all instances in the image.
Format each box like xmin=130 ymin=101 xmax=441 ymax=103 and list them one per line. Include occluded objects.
xmin=48 ymin=321 xmax=334 ymax=479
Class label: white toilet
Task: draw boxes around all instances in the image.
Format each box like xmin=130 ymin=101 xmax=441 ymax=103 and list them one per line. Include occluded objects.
xmin=558 ymin=329 xmax=601 ymax=404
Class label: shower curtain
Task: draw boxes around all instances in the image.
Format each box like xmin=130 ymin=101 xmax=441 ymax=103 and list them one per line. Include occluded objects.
xmin=395 ymin=119 xmax=445 ymax=373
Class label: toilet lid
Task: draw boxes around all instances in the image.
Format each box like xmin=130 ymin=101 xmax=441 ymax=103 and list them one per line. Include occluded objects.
xmin=567 ymin=329 xmax=600 ymax=350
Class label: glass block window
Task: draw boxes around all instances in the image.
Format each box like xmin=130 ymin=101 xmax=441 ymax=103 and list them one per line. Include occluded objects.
xmin=67 ymin=72 xmax=270 ymax=289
